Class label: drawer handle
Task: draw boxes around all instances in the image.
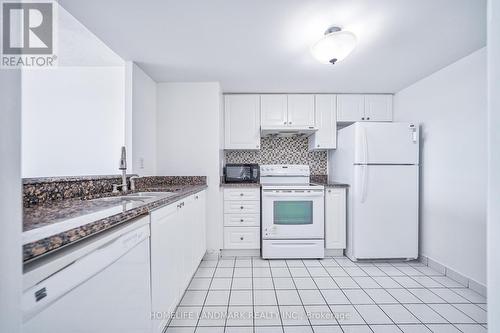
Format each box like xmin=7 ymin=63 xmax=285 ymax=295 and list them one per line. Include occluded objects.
xmin=240 ymin=206 xmax=244 ymax=209
xmin=240 ymin=219 xmax=244 ymax=222
xmin=240 ymin=236 xmax=244 ymax=241
xmin=240 ymin=193 xmax=244 ymax=196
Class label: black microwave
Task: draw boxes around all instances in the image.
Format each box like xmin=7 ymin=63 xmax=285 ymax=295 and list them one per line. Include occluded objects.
xmin=224 ymin=164 xmax=259 ymax=183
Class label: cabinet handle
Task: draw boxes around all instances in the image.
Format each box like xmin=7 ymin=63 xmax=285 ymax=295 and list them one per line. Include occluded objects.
xmin=367 ymin=117 xmax=370 ymax=120
xmin=240 ymin=219 xmax=244 ymax=222
xmin=288 ymin=121 xmax=292 ymax=125
xmin=361 ymin=117 xmax=365 ymax=120
xmin=317 ymin=144 xmax=320 ymax=148
xmin=283 ymin=121 xmax=287 ymax=125
xmin=328 ymin=189 xmax=331 ymax=193
xmin=240 ymin=206 xmax=244 ymax=209
xmin=240 ymin=237 xmax=244 ymax=241
xmin=195 ymin=195 xmax=199 ymax=199
xmin=240 ymin=193 xmax=244 ymax=196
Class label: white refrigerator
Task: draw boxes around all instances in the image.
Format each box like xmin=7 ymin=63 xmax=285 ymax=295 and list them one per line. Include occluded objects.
xmin=330 ymin=122 xmax=419 ymax=260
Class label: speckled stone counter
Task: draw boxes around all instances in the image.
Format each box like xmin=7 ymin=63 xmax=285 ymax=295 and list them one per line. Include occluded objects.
xmin=310 ymin=175 xmax=349 ymax=188
xmin=23 ymin=176 xmax=207 ymax=262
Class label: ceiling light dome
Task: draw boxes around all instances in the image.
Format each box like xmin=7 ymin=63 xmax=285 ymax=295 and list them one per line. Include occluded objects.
xmin=311 ymin=26 xmax=357 ymax=65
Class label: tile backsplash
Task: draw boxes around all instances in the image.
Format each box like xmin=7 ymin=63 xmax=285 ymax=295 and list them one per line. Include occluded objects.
xmin=224 ymin=137 xmax=327 ymax=175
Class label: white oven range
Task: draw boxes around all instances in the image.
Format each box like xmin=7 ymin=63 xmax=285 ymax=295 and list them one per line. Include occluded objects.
xmin=260 ymin=165 xmax=324 ymax=259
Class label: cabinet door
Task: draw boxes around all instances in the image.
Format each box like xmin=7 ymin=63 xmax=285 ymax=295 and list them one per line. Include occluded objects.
xmin=260 ymin=94 xmax=288 ymax=128
xmin=364 ymin=95 xmax=393 ymax=121
xmin=287 ymin=94 xmax=315 ymax=128
xmin=224 ymin=95 xmax=261 ymax=149
xmin=337 ymin=94 xmax=364 ymax=122
xmin=182 ymin=196 xmax=196 ymax=286
xmin=309 ymin=94 xmax=337 ymax=150
xmin=194 ymin=191 xmax=206 ymax=263
xmin=224 ymin=227 xmax=260 ymax=249
xmin=150 ymin=202 xmax=183 ymax=327
xmin=325 ymin=188 xmax=346 ymax=249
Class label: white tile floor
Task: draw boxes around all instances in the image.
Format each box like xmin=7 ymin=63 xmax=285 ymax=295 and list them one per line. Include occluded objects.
xmin=166 ymin=256 xmax=487 ymax=333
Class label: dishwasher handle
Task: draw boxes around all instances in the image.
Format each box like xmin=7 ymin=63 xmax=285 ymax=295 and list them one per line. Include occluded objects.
xmin=22 ymin=224 xmax=150 ymax=321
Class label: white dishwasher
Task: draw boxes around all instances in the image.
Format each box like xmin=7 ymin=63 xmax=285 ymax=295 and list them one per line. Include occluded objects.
xmin=22 ymin=216 xmax=152 ymax=333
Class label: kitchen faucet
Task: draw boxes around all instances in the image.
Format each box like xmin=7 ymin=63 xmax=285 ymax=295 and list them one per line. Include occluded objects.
xmin=112 ymin=146 xmax=128 ymax=193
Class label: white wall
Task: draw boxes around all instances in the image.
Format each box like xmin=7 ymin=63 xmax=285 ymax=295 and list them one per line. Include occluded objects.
xmin=394 ymin=48 xmax=487 ymax=285
xmin=22 ymin=67 xmax=126 ymax=177
xmin=126 ymin=62 xmax=157 ymax=176
xmin=157 ymin=83 xmax=223 ymax=251
xmin=487 ymin=0 xmax=500 ymax=328
xmin=0 ymin=70 xmax=22 ymax=332
xmin=21 ymin=3 xmax=127 ymax=178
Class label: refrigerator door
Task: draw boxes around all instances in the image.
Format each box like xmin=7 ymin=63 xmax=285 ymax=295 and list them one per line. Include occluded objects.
xmin=354 ymin=122 xmax=419 ymax=165
xmin=351 ymin=164 xmax=418 ymax=259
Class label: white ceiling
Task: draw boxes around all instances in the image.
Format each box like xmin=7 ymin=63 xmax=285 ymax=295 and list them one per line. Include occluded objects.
xmin=58 ymin=0 xmax=486 ymax=93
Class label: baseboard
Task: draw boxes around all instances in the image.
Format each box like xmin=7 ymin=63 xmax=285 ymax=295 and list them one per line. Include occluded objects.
xmin=419 ymin=255 xmax=487 ymax=296
xmin=325 ymin=249 xmax=344 ymax=257
xmin=221 ymin=249 xmax=261 ymax=257
xmin=203 ymin=249 xmax=221 ymax=260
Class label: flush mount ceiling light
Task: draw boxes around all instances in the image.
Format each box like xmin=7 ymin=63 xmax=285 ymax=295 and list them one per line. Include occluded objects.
xmin=311 ymin=26 xmax=357 ymax=65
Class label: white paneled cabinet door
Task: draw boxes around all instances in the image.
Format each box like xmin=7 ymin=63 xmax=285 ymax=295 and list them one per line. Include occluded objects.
xmin=337 ymin=94 xmax=364 ymax=122
xmin=325 ymin=188 xmax=346 ymax=250
xmin=287 ymin=94 xmax=315 ymax=128
xmin=182 ymin=196 xmax=195 ymax=288
xmin=150 ymin=202 xmax=182 ymax=333
xmin=194 ymin=191 xmax=207 ymax=262
xmin=309 ymin=94 xmax=337 ymax=150
xmin=224 ymin=95 xmax=261 ymax=149
xmin=260 ymin=94 xmax=287 ymax=128
xmin=364 ymin=95 xmax=393 ymax=121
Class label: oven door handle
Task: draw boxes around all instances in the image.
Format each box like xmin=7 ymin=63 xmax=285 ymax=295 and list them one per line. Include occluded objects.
xmin=262 ymin=192 xmax=324 ymax=198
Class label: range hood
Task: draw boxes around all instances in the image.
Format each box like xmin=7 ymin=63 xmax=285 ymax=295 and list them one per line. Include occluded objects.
xmin=261 ymin=127 xmax=317 ymax=137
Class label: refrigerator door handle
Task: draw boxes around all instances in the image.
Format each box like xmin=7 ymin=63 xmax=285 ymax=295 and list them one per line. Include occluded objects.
xmin=359 ymin=165 xmax=368 ymax=203
xmin=361 ymin=126 xmax=368 ymax=164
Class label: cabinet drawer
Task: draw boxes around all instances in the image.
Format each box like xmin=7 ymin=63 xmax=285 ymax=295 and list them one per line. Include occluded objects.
xmin=224 ymin=227 xmax=260 ymax=249
xmin=224 ymin=188 xmax=260 ymax=201
xmin=224 ymin=214 xmax=260 ymax=227
xmin=224 ymin=200 xmax=260 ymax=214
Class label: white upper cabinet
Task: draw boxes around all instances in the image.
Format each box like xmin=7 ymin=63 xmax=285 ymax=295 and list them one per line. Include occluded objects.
xmin=337 ymin=94 xmax=365 ymax=122
xmin=287 ymin=95 xmax=315 ymax=128
xmin=224 ymin=94 xmax=261 ymax=150
xmin=309 ymin=94 xmax=337 ymax=150
xmin=364 ymin=95 xmax=393 ymax=121
xmin=337 ymin=94 xmax=393 ymax=122
xmin=260 ymin=94 xmax=287 ymax=128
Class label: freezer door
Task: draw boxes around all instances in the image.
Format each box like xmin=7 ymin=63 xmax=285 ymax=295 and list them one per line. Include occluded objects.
xmin=352 ymin=165 xmax=418 ymax=259
xmin=354 ymin=122 xmax=419 ymax=165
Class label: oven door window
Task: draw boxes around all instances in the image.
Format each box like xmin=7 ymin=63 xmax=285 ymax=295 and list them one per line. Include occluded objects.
xmin=273 ymin=201 xmax=313 ymax=225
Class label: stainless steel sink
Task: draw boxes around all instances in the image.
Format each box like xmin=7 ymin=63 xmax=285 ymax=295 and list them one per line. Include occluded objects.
xmin=92 ymin=196 xmax=154 ymax=202
xmin=128 ymin=192 xmax=173 ymax=197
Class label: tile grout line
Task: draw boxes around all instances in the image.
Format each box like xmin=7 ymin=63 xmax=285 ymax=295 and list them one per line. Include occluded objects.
xmin=168 ymin=255 xmax=486 ymax=332
xmin=284 ymin=259 xmax=315 ymax=331
xmin=194 ymin=257 xmax=219 ymax=330
xmin=222 ymin=258 xmax=236 ymax=332
xmin=267 ymin=258 xmax=285 ymax=333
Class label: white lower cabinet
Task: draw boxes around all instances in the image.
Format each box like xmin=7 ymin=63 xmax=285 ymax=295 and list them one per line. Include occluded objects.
xmin=224 ymin=227 xmax=260 ymax=249
xmin=223 ymin=188 xmax=260 ymax=249
xmin=150 ymin=190 xmax=206 ymax=332
xmin=325 ymin=187 xmax=347 ymax=250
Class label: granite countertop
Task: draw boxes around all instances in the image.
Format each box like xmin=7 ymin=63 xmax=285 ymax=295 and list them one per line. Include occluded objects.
xmin=23 ymin=182 xmax=207 ymax=262
xmin=313 ymin=181 xmax=349 ymax=188
xmin=309 ymin=175 xmax=349 ymax=188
